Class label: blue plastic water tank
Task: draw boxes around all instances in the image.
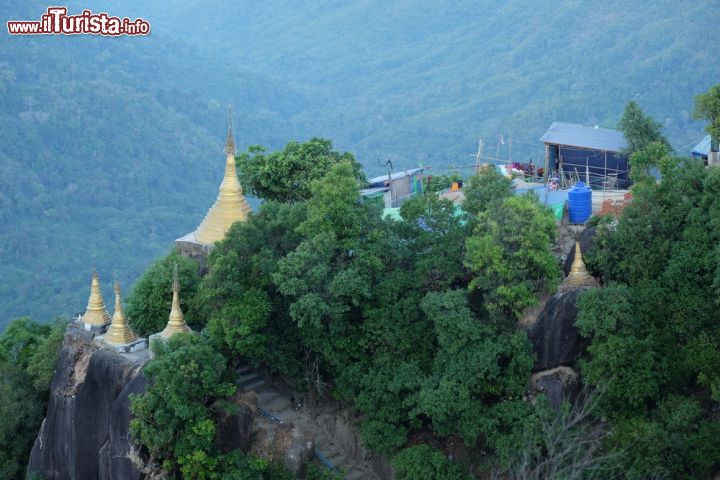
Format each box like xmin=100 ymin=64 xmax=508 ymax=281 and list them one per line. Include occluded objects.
xmin=568 ymin=181 xmax=592 ymax=224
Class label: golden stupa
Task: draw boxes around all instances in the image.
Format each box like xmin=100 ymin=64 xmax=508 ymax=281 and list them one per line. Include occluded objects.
xmin=82 ymin=270 xmax=112 ymax=326
xmin=193 ymin=108 xmax=252 ymax=244
xmin=564 ymin=241 xmax=597 ymax=289
xmin=104 ymin=281 xmax=139 ymax=345
xmin=160 ymin=265 xmax=192 ymax=338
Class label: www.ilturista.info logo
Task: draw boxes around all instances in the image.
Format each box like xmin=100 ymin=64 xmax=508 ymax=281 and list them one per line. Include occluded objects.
xmin=7 ymin=7 xmax=150 ymax=36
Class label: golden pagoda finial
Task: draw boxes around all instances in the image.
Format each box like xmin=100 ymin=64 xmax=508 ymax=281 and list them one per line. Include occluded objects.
xmin=564 ymin=241 xmax=597 ymax=289
xmin=160 ymin=263 xmax=192 ymax=338
xmin=105 ymin=280 xmax=139 ymax=345
xmin=192 ymin=109 xmax=252 ymax=244
xmin=82 ymin=268 xmax=112 ymax=326
xmin=224 ymin=105 xmax=236 ymax=155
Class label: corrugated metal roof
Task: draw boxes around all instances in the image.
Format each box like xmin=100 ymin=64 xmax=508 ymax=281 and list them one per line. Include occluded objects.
xmin=368 ymin=168 xmax=424 ymax=186
xmin=540 ymin=122 xmax=627 ymax=152
xmin=691 ymin=135 xmax=711 ymax=157
xmin=360 ymin=186 xmax=390 ymax=196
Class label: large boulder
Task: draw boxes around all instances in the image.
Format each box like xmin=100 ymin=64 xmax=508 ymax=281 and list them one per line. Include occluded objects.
xmin=530 ymin=366 xmax=580 ymax=409
xmin=27 ymin=324 xmax=149 ymax=480
xmin=563 ymin=226 xmax=597 ymax=276
xmin=527 ymin=289 xmax=588 ymax=371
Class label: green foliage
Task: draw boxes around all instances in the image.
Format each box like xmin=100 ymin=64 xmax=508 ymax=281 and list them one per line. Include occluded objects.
xmin=423 ymin=172 xmax=462 ymax=194
xmin=577 ymin=161 xmax=720 ymax=477
xmin=206 ymin=289 xmax=271 ymax=365
xmin=130 ymin=333 xmax=237 ymax=476
xmin=392 ymin=444 xmax=469 ymax=480
xmin=465 ymin=194 xmax=559 ymax=322
xmin=462 ymin=168 xmax=513 ymax=217
xmin=415 ymin=290 xmax=533 ymax=446
xmin=26 ymin=322 xmax=65 ymax=391
xmin=126 ymin=251 xmax=201 ymax=337
xmin=0 ymin=317 xmax=64 ymax=479
xmin=618 ymin=100 xmax=671 ymax=155
xmin=236 ymin=139 xmax=364 ymax=203
xmin=693 ymin=84 xmax=720 ymax=149
xmin=628 ymin=141 xmax=672 ymax=183
xmin=199 ymin=200 xmax=307 ymax=378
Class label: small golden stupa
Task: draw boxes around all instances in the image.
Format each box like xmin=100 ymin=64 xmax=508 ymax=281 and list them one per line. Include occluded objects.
xmin=159 ymin=264 xmax=192 ymax=338
xmin=82 ymin=270 xmax=112 ymax=327
xmin=104 ymin=280 xmax=139 ymax=345
xmin=193 ymin=108 xmax=252 ymax=244
xmin=564 ymin=241 xmax=597 ymax=289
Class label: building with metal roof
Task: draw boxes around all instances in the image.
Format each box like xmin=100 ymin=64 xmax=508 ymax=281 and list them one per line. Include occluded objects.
xmin=691 ymin=135 xmax=711 ymax=164
xmin=541 ymin=122 xmax=630 ymax=189
xmin=365 ymin=168 xmax=424 ymax=207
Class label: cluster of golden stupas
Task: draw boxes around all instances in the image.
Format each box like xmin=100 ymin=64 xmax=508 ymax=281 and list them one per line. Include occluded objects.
xmin=79 ymin=108 xmax=253 ymax=352
xmin=80 ymin=265 xmax=192 ymax=351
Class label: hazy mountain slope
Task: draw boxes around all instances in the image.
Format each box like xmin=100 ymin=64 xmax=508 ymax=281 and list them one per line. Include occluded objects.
xmin=0 ymin=2 xmax=310 ymax=326
xmin=105 ymin=0 xmax=719 ymax=170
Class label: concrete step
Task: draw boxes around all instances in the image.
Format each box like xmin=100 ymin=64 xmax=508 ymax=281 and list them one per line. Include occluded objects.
xmin=255 ymin=390 xmax=281 ymax=404
xmin=237 ymin=371 xmax=261 ymax=384
xmin=241 ymin=378 xmax=266 ymax=392
xmin=236 ymin=365 xmax=253 ymax=376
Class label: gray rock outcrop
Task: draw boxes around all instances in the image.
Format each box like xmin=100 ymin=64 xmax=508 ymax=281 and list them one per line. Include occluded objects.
xmin=530 ymin=366 xmax=580 ymax=409
xmin=526 ymin=289 xmax=588 ymax=371
xmin=27 ymin=324 xmax=148 ymax=480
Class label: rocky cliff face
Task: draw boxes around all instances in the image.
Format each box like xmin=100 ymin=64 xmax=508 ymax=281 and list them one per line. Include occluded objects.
xmin=27 ymin=324 xmax=148 ymax=480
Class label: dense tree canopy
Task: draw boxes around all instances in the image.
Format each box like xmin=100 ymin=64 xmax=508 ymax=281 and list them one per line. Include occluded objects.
xmin=0 ymin=317 xmax=64 ymax=479
xmin=236 ymin=139 xmax=365 ymax=203
xmin=694 ymin=84 xmax=720 ymax=151
xmin=618 ymin=100 xmax=671 ymax=155
xmin=579 ymin=158 xmax=720 ymax=479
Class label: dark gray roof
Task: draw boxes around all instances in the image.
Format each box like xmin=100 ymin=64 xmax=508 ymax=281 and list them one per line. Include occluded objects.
xmin=691 ymin=135 xmax=711 ymax=157
xmin=540 ymin=122 xmax=627 ymax=152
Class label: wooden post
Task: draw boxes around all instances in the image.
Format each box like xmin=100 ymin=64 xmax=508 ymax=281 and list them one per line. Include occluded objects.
xmin=586 ymin=159 xmax=590 ymax=185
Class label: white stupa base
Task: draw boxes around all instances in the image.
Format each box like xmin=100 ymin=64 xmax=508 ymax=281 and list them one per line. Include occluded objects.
xmin=97 ymin=335 xmax=148 ymax=353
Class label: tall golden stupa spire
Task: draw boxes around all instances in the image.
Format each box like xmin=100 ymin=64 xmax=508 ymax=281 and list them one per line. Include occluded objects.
xmin=82 ymin=269 xmax=112 ymax=327
xmin=105 ymin=280 xmax=139 ymax=345
xmin=160 ymin=264 xmax=192 ymax=338
xmin=193 ymin=106 xmax=252 ymax=244
xmin=564 ymin=241 xmax=596 ymax=289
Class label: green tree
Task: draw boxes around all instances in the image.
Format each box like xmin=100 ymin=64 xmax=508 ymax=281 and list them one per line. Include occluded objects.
xmin=236 ymin=138 xmax=365 ymax=203
xmin=628 ymin=141 xmax=672 ymax=183
xmin=0 ymin=317 xmax=65 ymax=480
xmin=423 ymin=171 xmax=462 ymax=194
xmin=274 ymin=161 xmax=382 ymax=373
xmin=130 ymin=333 xmax=237 ymax=477
xmin=415 ymin=290 xmax=533 ymax=448
xmin=465 ymin=194 xmax=559 ymax=322
xmin=577 ymin=161 xmax=720 ymax=478
xmin=198 ymin=200 xmax=307 ymax=379
xmin=462 ymin=167 xmax=512 ymax=217
xmin=693 ymin=84 xmax=720 ymax=151
xmin=618 ymin=101 xmax=671 ymax=155
xmin=126 ymin=251 xmax=201 ymax=337
xmin=392 ymin=444 xmax=469 ymax=480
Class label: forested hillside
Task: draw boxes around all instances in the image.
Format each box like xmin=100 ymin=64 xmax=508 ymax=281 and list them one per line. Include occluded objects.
xmin=2 ymin=0 xmax=718 ymax=325
xmin=0 ymin=1 xmax=307 ymax=326
xmin=100 ymin=0 xmax=719 ymax=165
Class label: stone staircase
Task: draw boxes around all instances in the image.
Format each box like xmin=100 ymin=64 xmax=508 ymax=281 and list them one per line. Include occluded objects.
xmin=237 ymin=367 xmax=383 ymax=479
